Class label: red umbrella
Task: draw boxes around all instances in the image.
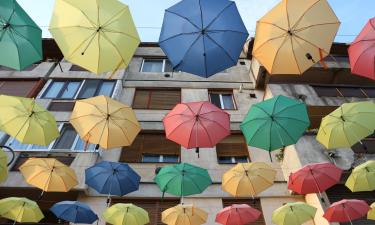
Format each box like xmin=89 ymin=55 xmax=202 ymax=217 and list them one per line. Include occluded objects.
xmin=323 ymin=199 xmax=370 ymax=224
xmin=163 ymin=101 xmax=230 ymax=155
xmin=215 ymin=204 xmax=261 ymax=225
xmin=348 ymin=17 xmax=375 ymax=80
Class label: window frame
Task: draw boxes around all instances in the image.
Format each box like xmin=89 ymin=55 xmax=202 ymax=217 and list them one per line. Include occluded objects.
xmin=218 ymin=156 xmax=250 ymax=164
xmin=209 ymin=90 xmax=237 ymax=110
xmin=312 ymin=85 xmax=375 ymax=98
xmin=140 ymin=58 xmax=175 ymax=73
xmin=141 ymin=154 xmax=180 ymax=163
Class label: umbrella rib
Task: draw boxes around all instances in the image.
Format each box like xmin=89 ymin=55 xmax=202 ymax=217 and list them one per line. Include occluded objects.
xmin=59 ymin=1 xmax=97 ymax=27
xmin=245 ymin=120 xmax=270 ymax=149
xmin=11 ymin=24 xmax=41 ymax=32
xmin=293 ymin=33 xmax=329 ymax=55
xmin=290 ymin=37 xmax=302 ymax=74
xmin=159 ymin=32 xmax=200 ymax=44
xmin=49 ymin=26 xmax=94 ymax=31
xmin=165 ymin=118 xmax=194 ymax=141
xmin=204 ymin=2 xmax=234 ymax=30
xmin=294 ymin=22 xmax=340 ymax=33
xmin=274 ymin=119 xmax=300 ymax=143
xmin=207 ymin=29 xmax=248 ymax=35
xmin=351 ymin=42 xmax=375 ymax=72
xmin=257 ymin=21 xmax=287 ymax=32
xmin=199 ymin=116 xmax=229 ymax=133
xmin=165 ymin=10 xmax=200 ymax=30
xmin=269 ymin=35 xmax=290 ymax=73
xmin=290 ymin=0 xmax=324 ymax=30
xmin=110 ymin=118 xmax=131 ymax=144
xmin=101 ymin=28 xmax=140 ymax=42
xmin=101 ymin=32 xmax=127 ymax=68
xmin=65 ymin=31 xmax=97 ymax=60
xmin=252 ymin=33 xmax=287 ymax=57
xmin=6 ymin=28 xmax=21 ymax=67
xmin=197 ymin=119 xmax=213 ymax=145
xmin=76 ymin=101 xmax=107 ymax=116
xmin=80 ymin=117 xmax=106 ymax=144
xmin=205 ymin=34 xmax=237 ymax=65
xmin=173 ymin=34 xmax=202 ymax=71
xmin=70 ymin=113 xmax=105 ymax=121
xmin=100 ymin=6 xmax=127 ymax=28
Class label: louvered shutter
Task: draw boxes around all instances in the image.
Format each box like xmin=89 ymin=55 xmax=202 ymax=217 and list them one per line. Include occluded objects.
xmin=0 ymin=80 xmax=39 ymax=97
xmin=149 ymin=90 xmax=180 ymax=109
xmin=216 ymin=135 xmax=249 ymax=157
xmin=133 ymin=90 xmax=150 ymax=109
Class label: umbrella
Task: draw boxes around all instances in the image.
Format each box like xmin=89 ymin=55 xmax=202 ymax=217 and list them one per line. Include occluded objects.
xmin=19 ymin=158 xmax=78 ymax=196
xmin=162 ymin=204 xmax=208 ymax=225
xmin=316 ymin=101 xmax=375 ymax=149
xmin=345 ymin=160 xmax=375 ymax=192
xmin=49 ymin=0 xmax=140 ymax=75
xmin=163 ymin=101 xmax=230 ymax=156
xmin=215 ymin=204 xmax=261 ymax=225
xmin=85 ymin=161 xmax=140 ymax=205
xmin=272 ymin=202 xmax=317 ymax=225
xmin=367 ymin=202 xmax=375 ymax=220
xmin=103 ymin=203 xmax=149 ymax=225
xmin=70 ymin=96 xmax=141 ymax=150
xmin=159 ymin=0 xmax=248 ymax=77
xmin=222 ymin=162 xmax=276 ymax=197
xmin=0 ymin=0 xmax=42 ymax=70
xmin=0 ymin=197 xmax=44 ymax=224
xmin=288 ymin=162 xmax=343 ymax=198
xmin=252 ymin=0 xmax=340 ymax=74
xmin=50 ymin=201 xmax=98 ymax=224
xmin=154 ymin=163 xmax=212 ymax=197
xmin=348 ymin=17 xmax=375 ymax=80
xmin=0 ymin=148 xmax=8 ymax=182
xmin=240 ymin=95 xmax=310 ymax=161
xmin=324 ymin=199 xmax=370 ymax=224
xmin=0 ymin=95 xmax=60 ymax=146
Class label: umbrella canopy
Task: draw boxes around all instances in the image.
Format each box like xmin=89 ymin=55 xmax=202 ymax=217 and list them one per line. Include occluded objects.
xmin=19 ymin=158 xmax=78 ymax=192
xmin=49 ymin=0 xmax=140 ymax=74
xmin=324 ymin=199 xmax=370 ymax=223
xmin=346 ymin=160 xmax=375 ymax=192
xmin=154 ymin=163 xmax=212 ymax=197
xmin=349 ymin=17 xmax=375 ymax=80
xmin=317 ymin=101 xmax=375 ymax=149
xmin=85 ymin=161 xmax=140 ymax=197
xmin=0 ymin=148 xmax=8 ymax=182
xmin=163 ymin=101 xmax=230 ymax=149
xmin=50 ymin=201 xmax=98 ymax=224
xmin=0 ymin=197 xmax=44 ymax=223
xmin=103 ymin=203 xmax=149 ymax=225
xmin=159 ymin=0 xmax=248 ymax=77
xmin=0 ymin=95 xmax=60 ymax=146
xmin=288 ymin=162 xmax=343 ymax=195
xmin=70 ymin=96 xmax=141 ymax=149
xmin=222 ymin=162 xmax=276 ymax=197
xmin=367 ymin=202 xmax=375 ymax=220
xmin=252 ymin=0 xmax=340 ymax=75
xmin=0 ymin=0 xmax=42 ymax=70
xmin=240 ymin=95 xmax=310 ymax=160
xmin=272 ymin=202 xmax=317 ymax=225
xmin=162 ymin=204 xmax=208 ymax=225
xmin=215 ymin=204 xmax=261 ymax=225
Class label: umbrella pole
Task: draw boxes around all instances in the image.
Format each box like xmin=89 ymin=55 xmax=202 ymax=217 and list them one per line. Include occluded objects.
xmin=196 ymin=147 xmax=200 ymax=158
xmin=268 ymin=151 xmax=272 ymax=162
xmin=0 ymin=145 xmax=15 ymax=166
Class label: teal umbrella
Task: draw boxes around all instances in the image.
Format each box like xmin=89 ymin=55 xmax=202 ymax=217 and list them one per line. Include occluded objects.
xmin=0 ymin=0 xmax=42 ymax=70
xmin=154 ymin=163 xmax=212 ymax=198
xmin=240 ymin=95 xmax=310 ymax=160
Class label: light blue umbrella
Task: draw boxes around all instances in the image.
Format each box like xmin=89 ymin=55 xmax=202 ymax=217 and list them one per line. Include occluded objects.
xmin=50 ymin=201 xmax=98 ymax=224
xmin=159 ymin=0 xmax=249 ymax=77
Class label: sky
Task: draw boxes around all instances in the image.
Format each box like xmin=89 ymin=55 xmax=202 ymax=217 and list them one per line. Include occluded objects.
xmin=17 ymin=0 xmax=374 ymax=43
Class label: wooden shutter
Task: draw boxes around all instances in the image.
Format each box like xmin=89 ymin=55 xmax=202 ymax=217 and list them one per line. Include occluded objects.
xmin=48 ymin=101 xmax=76 ymax=111
xmin=133 ymin=90 xmax=151 ymax=109
xmin=11 ymin=154 xmax=75 ymax=171
xmin=217 ymin=135 xmax=249 ymax=157
xmin=0 ymin=80 xmax=39 ymax=97
xmin=307 ymin=106 xmax=338 ymax=129
xmin=222 ymin=199 xmax=266 ymax=225
xmin=133 ymin=89 xmax=180 ymax=110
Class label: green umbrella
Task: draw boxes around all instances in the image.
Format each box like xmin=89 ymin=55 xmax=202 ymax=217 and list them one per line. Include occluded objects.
xmin=240 ymin=95 xmax=310 ymax=160
xmin=154 ymin=163 xmax=212 ymax=197
xmin=0 ymin=0 xmax=42 ymax=70
xmin=272 ymin=202 xmax=317 ymax=225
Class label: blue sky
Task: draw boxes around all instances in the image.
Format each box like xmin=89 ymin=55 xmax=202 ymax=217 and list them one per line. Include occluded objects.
xmin=17 ymin=0 xmax=374 ymax=43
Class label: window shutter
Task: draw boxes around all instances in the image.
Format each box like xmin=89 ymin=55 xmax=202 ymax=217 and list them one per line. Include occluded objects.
xmin=48 ymin=101 xmax=76 ymax=111
xmin=307 ymin=106 xmax=338 ymax=129
xmin=133 ymin=90 xmax=150 ymax=109
xmin=217 ymin=135 xmax=249 ymax=157
xmin=149 ymin=90 xmax=180 ymax=109
xmin=222 ymin=199 xmax=266 ymax=225
xmin=0 ymin=80 xmax=38 ymax=97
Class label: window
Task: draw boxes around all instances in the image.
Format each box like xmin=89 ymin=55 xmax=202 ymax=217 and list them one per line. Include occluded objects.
xmin=222 ymin=199 xmax=266 ymax=225
xmin=351 ymin=133 xmax=375 ymax=154
xmin=209 ymin=91 xmax=236 ymax=110
xmin=312 ymin=85 xmax=375 ymax=98
xmin=307 ymin=106 xmax=338 ymax=129
xmin=141 ymin=59 xmax=174 ymax=73
xmin=218 ymin=156 xmax=249 ymax=164
xmin=0 ymin=80 xmax=42 ymax=97
xmin=216 ymin=135 xmax=250 ymax=164
xmin=11 ymin=153 xmax=75 ymax=171
xmin=132 ymin=89 xmax=181 ymax=110
xmin=120 ymin=133 xmax=180 ymax=163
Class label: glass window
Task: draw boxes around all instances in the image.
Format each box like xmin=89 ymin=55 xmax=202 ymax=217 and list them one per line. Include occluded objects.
xmin=43 ymin=81 xmax=65 ymax=98
xmin=210 ymin=94 xmax=222 ymax=109
xmin=222 ymin=94 xmax=235 ymax=110
xmin=141 ymin=60 xmax=164 ymax=72
xmin=60 ymin=81 xmax=81 ymax=99
xmin=209 ymin=92 xmax=236 ymax=110
xmin=235 ymin=156 xmax=249 ymax=163
xmin=97 ymin=81 xmax=115 ymax=96
xmin=52 ymin=125 xmax=77 ymax=149
xmin=142 ymin=154 xmax=160 ymax=163
xmin=78 ymin=80 xmax=100 ymax=99
xmin=338 ymin=87 xmax=366 ymax=98
xmin=163 ymin=155 xmax=179 ymax=163
xmin=218 ymin=156 xmax=233 ymax=164
xmin=73 ymin=138 xmax=96 ymax=151
xmin=164 ymin=60 xmax=174 ymax=72
xmin=6 ymin=138 xmax=29 ymax=150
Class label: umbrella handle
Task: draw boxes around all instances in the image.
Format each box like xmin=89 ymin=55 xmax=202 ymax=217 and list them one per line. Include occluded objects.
xmin=196 ymin=147 xmax=200 ymax=158
xmin=0 ymin=145 xmax=15 ymax=166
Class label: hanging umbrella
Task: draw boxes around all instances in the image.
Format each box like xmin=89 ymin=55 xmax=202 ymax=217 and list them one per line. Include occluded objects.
xmin=345 ymin=160 xmax=375 ymax=192
xmin=0 ymin=148 xmax=8 ymax=182
xmin=252 ymin=0 xmax=340 ymax=75
xmin=288 ymin=162 xmax=343 ymax=197
xmin=324 ymin=199 xmax=370 ymax=224
xmin=215 ymin=204 xmax=261 ymax=225
xmin=272 ymin=202 xmax=317 ymax=225
xmin=240 ymin=95 xmax=310 ymax=160
xmin=0 ymin=95 xmax=60 ymax=146
xmin=19 ymin=158 xmax=78 ymax=196
xmin=49 ymin=0 xmax=140 ymax=74
xmin=0 ymin=0 xmax=42 ymax=70
xmin=163 ymin=101 xmax=230 ymax=156
xmin=367 ymin=202 xmax=375 ymax=220
xmin=154 ymin=163 xmax=212 ymax=197
xmin=70 ymin=96 xmax=141 ymax=150
xmin=103 ymin=203 xmax=149 ymax=225
xmin=316 ymin=101 xmax=375 ymax=149
xmin=222 ymin=162 xmax=276 ymax=197
xmin=162 ymin=204 xmax=208 ymax=225
xmin=159 ymin=0 xmax=248 ymax=77
xmin=85 ymin=161 xmax=140 ymax=205
xmin=0 ymin=197 xmax=44 ymax=224
xmin=50 ymin=201 xmax=98 ymax=224
xmin=348 ymin=17 xmax=375 ymax=80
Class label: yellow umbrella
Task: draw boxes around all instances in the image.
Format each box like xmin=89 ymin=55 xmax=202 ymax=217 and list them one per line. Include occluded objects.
xmin=70 ymin=95 xmax=141 ymax=149
xmin=0 ymin=95 xmax=59 ymax=146
xmin=162 ymin=204 xmax=208 ymax=225
xmin=0 ymin=197 xmax=44 ymax=223
xmin=252 ymin=0 xmax=340 ymax=74
xmin=19 ymin=158 xmax=78 ymax=194
xmin=103 ymin=203 xmax=149 ymax=225
xmin=222 ymin=162 xmax=276 ymax=197
xmin=0 ymin=148 xmax=8 ymax=182
xmin=49 ymin=0 xmax=140 ymax=75
xmin=317 ymin=101 xmax=375 ymax=149
xmin=346 ymin=160 xmax=375 ymax=192
xmin=272 ymin=202 xmax=316 ymax=225
xmin=367 ymin=202 xmax=375 ymax=220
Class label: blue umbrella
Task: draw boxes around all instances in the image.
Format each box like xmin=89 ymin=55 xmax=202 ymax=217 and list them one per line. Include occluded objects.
xmin=50 ymin=201 xmax=98 ymax=224
xmin=159 ymin=0 xmax=249 ymax=78
xmin=85 ymin=161 xmax=141 ymax=205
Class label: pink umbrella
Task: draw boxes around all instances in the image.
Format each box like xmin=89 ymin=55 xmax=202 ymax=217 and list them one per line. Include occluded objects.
xmin=324 ymin=199 xmax=370 ymax=225
xmin=215 ymin=204 xmax=261 ymax=225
